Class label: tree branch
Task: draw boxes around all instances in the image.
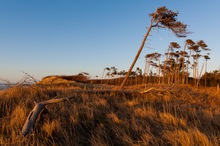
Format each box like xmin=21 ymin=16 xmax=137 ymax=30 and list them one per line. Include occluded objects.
xmin=22 ymin=96 xmax=73 ymax=136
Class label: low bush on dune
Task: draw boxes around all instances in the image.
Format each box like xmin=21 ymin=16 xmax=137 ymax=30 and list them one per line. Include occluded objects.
xmin=40 ymin=75 xmax=89 ymax=85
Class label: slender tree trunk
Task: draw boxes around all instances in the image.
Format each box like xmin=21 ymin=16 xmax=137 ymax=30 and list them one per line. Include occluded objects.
xmin=163 ymin=48 xmax=170 ymax=84
xmin=182 ymin=44 xmax=187 ymax=84
xmin=177 ymin=62 xmax=181 ymax=84
xmin=142 ymin=58 xmax=147 ymax=84
xmin=171 ymin=64 xmax=175 ymax=83
xmin=196 ymin=55 xmax=199 ymax=81
xmin=145 ymin=63 xmax=151 ymax=89
xmin=186 ymin=63 xmax=189 ymax=84
xmin=197 ymin=63 xmax=204 ymax=86
xmin=192 ymin=53 xmax=197 ymax=86
xmin=146 ymin=58 xmax=153 ymax=84
xmin=149 ymin=66 xmax=153 ymax=84
xmin=119 ymin=24 xmax=153 ymax=89
xmin=186 ymin=50 xmax=192 ymax=85
xmin=194 ymin=65 xmax=196 ymax=86
xmin=205 ymin=60 xmax=207 ymax=88
xmin=158 ymin=59 xmax=161 ymax=84
xmin=174 ymin=59 xmax=179 ymax=84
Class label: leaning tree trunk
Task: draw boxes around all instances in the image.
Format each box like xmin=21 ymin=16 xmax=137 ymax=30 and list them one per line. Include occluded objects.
xmin=119 ymin=24 xmax=153 ymax=89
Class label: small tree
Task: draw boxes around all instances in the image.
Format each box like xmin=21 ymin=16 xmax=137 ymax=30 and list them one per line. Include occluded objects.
xmin=185 ymin=39 xmax=196 ymax=84
xmin=181 ymin=39 xmax=194 ymax=84
xmin=193 ymin=40 xmax=210 ymax=86
xmin=119 ymin=6 xmax=188 ymax=89
xmin=162 ymin=42 xmax=180 ymax=84
xmin=143 ymin=52 xmax=161 ymax=84
xmin=144 ymin=53 xmax=155 ymax=84
xmin=199 ymin=41 xmax=211 ymax=87
xmin=135 ymin=67 xmax=142 ymax=85
xmin=101 ymin=67 xmax=110 ymax=84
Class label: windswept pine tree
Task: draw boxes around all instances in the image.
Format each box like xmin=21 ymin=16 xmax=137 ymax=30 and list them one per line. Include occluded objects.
xmin=162 ymin=42 xmax=180 ymax=84
xmin=101 ymin=67 xmax=110 ymax=84
xmin=119 ymin=6 xmax=189 ymax=89
xmin=143 ymin=52 xmax=161 ymax=84
xmin=184 ymin=39 xmax=196 ymax=84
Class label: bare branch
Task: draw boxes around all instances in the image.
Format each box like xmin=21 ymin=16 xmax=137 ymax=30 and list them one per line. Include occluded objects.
xmin=22 ymin=96 xmax=74 ymax=136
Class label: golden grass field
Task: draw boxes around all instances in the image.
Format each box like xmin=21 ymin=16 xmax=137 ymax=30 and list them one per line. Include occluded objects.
xmin=0 ymin=77 xmax=220 ymax=145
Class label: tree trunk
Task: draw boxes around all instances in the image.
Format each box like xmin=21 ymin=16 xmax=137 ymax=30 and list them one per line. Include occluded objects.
xmin=142 ymin=58 xmax=147 ymax=84
xmin=205 ymin=60 xmax=207 ymax=88
xmin=163 ymin=48 xmax=170 ymax=84
xmin=186 ymin=50 xmax=192 ymax=85
xmin=182 ymin=44 xmax=187 ymax=84
xmin=157 ymin=59 xmax=161 ymax=84
xmin=119 ymin=24 xmax=153 ymax=89
xmin=197 ymin=63 xmax=204 ymax=86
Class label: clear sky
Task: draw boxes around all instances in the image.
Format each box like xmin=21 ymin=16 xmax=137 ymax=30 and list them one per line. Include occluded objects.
xmin=0 ymin=0 xmax=219 ymax=83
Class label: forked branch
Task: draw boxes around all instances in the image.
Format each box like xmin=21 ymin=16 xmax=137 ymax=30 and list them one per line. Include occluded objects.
xmin=22 ymin=96 xmax=74 ymax=136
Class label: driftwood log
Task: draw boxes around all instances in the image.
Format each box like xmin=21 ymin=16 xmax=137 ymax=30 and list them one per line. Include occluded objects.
xmin=22 ymin=96 xmax=73 ymax=136
xmin=22 ymin=88 xmax=161 ymax=136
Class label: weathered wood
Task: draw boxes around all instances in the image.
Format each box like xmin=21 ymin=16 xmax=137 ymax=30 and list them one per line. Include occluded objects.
xmin=22 ymin=103 xmax=45 ymax=136
xmin=22 ymin=96 xmax=73 ymax=136
xmin=22 ymin=89 xmax=142 ymax=136
xmin=139 ymin=87 xmax=167 ymax=94
xmin=139 ymin=87 xmax=156 ymax=94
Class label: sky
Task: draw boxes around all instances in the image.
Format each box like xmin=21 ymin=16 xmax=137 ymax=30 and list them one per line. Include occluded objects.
xmin=0 ymin=0 xmax=220 ymax=83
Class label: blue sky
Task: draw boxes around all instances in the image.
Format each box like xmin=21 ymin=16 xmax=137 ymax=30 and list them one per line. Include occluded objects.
xmin=0 ymin=0 xmax=219 ymax=83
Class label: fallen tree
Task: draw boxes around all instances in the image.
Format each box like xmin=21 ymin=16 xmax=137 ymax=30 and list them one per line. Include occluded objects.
xmin=22 ymin=96 xmax=74 ymax=136
xmin=22 ymin=88 xmax=170 ymax=136
xmin=21 ymin=89 xmax=136 ymax=136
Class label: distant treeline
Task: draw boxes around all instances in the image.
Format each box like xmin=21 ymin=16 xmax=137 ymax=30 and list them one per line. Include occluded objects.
xmin=92 ymin=70 xmax=220 ymax=87
xmin=21 ymin=69 xmax=220 ymax=88
xmin=200 ymin=70 xmax=220 ymax=87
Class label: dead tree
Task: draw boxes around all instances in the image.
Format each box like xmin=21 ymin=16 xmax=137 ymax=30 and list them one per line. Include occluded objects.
xmin=22 ymin=96 xmax=73 ymax=136
xmin=22 ymin=89 xmax=142 ymax=136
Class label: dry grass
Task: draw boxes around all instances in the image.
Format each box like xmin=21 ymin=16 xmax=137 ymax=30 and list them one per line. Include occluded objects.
xmin=0 ymin=83 xmax=220 ymax=145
